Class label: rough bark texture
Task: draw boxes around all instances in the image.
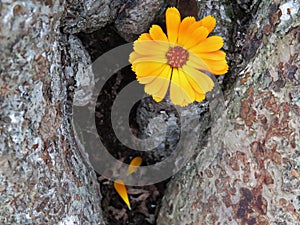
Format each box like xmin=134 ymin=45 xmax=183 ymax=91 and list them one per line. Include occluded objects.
xmin=0 ymin=0 xmax=167 ymax=224
xmin=1 ymin=0 xmax=299 ymax=224
xmin=0 ymin=1 xmax=106 ymax=224
xmin=157 ymin=0 xmax=300 ymax=224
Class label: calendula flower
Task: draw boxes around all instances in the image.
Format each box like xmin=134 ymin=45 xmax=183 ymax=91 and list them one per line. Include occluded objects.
xmin=129 ymin=7 xmax=228 ymax=106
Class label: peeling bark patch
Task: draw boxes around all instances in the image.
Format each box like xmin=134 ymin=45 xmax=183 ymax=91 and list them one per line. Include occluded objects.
xmin=13 ymin=4 xmax=23 ymax=16
xmin=268 ymin=3 xmax=281 ymax=26
xmin=241 ymin=32 xmax=262 ymax=59
xmin=262 ymin=3 xmax=282 ymax=35
xmin=236 ymin=187 xmax=268 ymax=224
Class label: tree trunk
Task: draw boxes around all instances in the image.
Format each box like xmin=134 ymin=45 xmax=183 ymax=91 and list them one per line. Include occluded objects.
xmin=0 ymin=1 xmax=108 ymax=224
xmin=157 ymin=0 xmax=300 ymax=224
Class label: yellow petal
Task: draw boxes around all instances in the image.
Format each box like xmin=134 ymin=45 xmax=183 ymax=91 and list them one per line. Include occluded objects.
xmin=149 ymin=25 xmax=168 ymax=42
xmin=127 ymin=157 xmax=142 ymax=175
xmin=137 ymin=33 xmax=152 ymax=41
xmin=166 ymin=7 xmax=181 ymax=43
xmin=187 ymin=51 xmax=228 ymax=75
xmin=182 ymin=65 xmax=214 ymax=93
xmin=177 ymin=16 xmax=196 ymax=46
xmin=198 ymin=15 xmax=216 ymax=33
xmin=153 ymin=95 xmax=164 ymax=102
xmin=186 ymin=52 xmax=210 ymax=71
xmin=202 ymin=58 xmax=229 ymax=75
xmin=194 ymin=92 xmax=206 ymax=102
xmin=114 ymin=179 xmax=131 ymax=210
xmin=149 ymin=67 xmax=172 ymax=102
xmin=180 ymin=70 xmax=206 ymax=102
xmin=144 ymin=65 xmax=172 ymax=100
xmin=170 ymin=68 xmax=194 ymax=106
xmin=134 ymin=62 xmax=166 ymax=78
xmin=129 ymin=51 xmax=142 ymax=64
xmin=131 ymin=54 xmax=167 ymax=64
xmin=182 ymin=26 xmax=209 ymax=49
xmin=197 ymin=50 xmax=226 ymax=60
xmin=184 ymin=73 xmax=206 ymax=102
xmin=190 ymin=36 xmax=224 ymax=53
xmin=134 ymin=40 xmax=167 ymax=56
xmin=137 ymin=76 xmax=156 ymax=84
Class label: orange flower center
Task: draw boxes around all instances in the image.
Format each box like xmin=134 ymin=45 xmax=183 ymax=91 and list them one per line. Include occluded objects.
xmin=166 ymin=46 xmax=189 ymax=68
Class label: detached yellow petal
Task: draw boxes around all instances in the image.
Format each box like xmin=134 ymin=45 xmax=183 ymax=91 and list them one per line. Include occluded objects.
xmin=114 ymin=179 xmax=131 ymax=210
xmin=127 ymin=157 xmax=142 ymax=175
xmin=166 ymin=7 xmax=181 ymax=43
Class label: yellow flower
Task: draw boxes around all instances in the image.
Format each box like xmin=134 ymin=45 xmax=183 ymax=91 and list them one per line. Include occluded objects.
xmin=129 ymin=7 xmax=228 ymax=106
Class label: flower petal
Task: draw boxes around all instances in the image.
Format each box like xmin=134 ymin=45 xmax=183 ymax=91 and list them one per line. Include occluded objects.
xmin=190 ymin=36 xmax=224 ymax=53
xmin=198 ymin=15 xmax=216 ymax=33
xmin=129 ymin=51 xmax=141 ymax=64
xmin=166 ymin=7 xmax=181 ymax=43
xmin=127 ymin=157 xmax=142 ymax=175
xmin=182 ymin=26 xmax=209 ymax=49
xmin=186 ymin=52 xmax=210 ymax=71
xmin=202 ymin=58 xmax=229 ymax=75
xmin=138 ymin=33 xmax=152 ymax=41
xmin=114 ymin=179 xmax=131 ymax=210
xmin=197 ymin=50 xmax=226 ymax=60
xmin=134 ymin=62 xmax=166 ymax=78
xmin=170 ymin=68 xmax=195 ymax=106
xmin=149 ymin=25 xmax=168 ymax=42
xmin=177 ymin=16 xmax=196 ymax=46
xmin=194 ymin=92 xmax=206 ymax=102
xmin=182 ymin=65 xmax=214 ymax=93
xmin=144 ymin=65 xmax=172 ymax=101
xmin=131 ymin=54 xmax=167 ymax=64
xmin=134 ymin=40 xmax=167 ymax=56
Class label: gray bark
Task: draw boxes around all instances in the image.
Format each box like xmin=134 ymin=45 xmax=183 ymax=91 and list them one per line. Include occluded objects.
xmin=157 ymin=0 xmax=300 ymax=224
xmin=0 ymin=1 xmax=107 ymax=224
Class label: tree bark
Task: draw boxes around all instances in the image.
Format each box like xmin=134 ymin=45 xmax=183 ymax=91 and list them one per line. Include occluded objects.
xmin=0 ymin=0 xmax=166 ymax=224
xmin=0 ymin=1 xmax=108 ymax=224
xmin=157 ymin=0 xmax=300 ymax=224
xmin=1 ymin=0 xmax=299 ymax=224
